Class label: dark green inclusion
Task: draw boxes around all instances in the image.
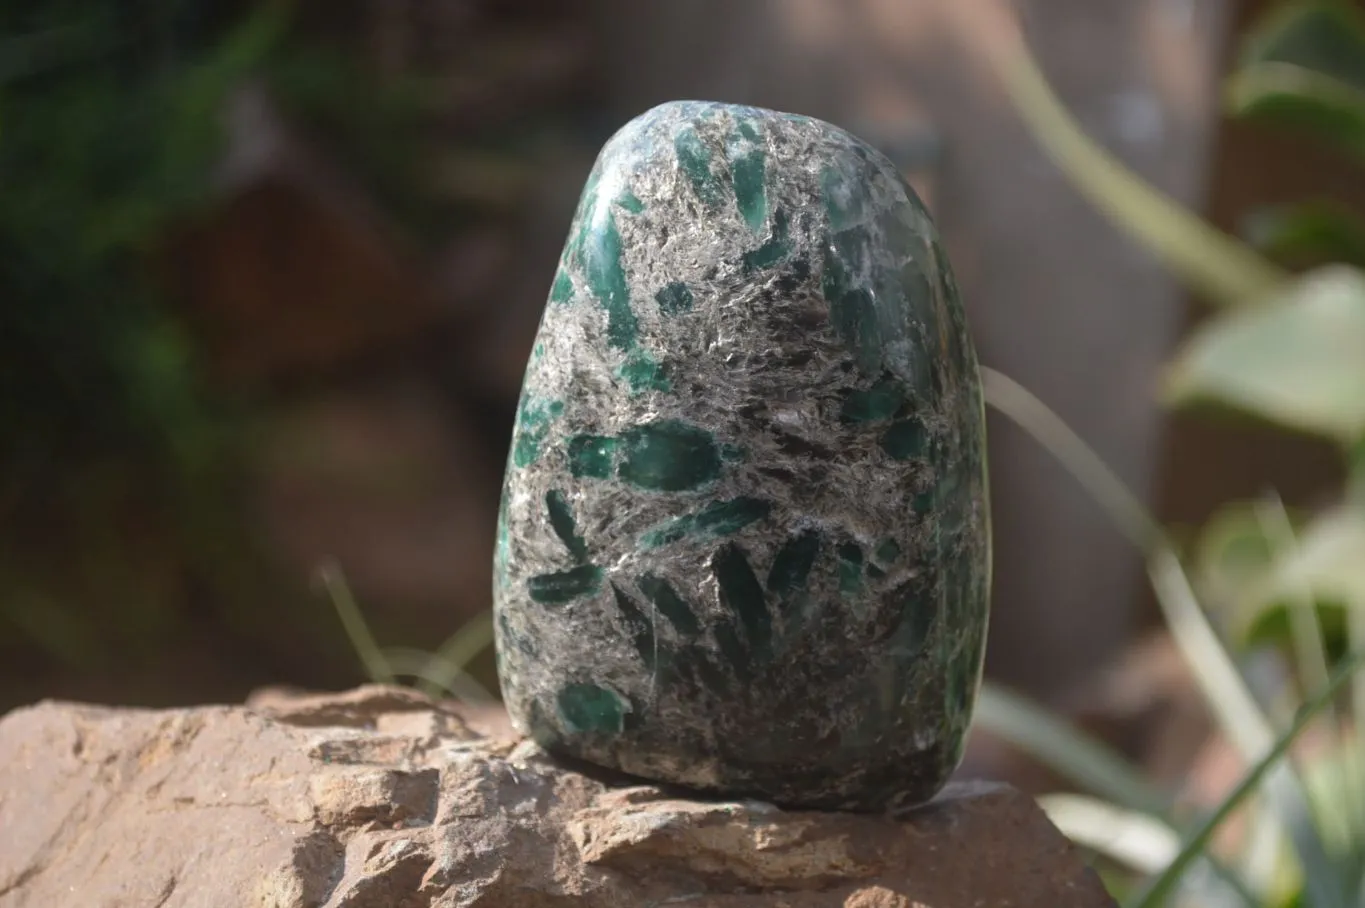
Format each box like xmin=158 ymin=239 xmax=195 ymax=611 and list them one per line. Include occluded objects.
xmin=874 ymin=538 xmax=903 ymax=565
xmin=512 ymin=398 xmax=564 ymax=468
xmin=611 ymin=583 xmax=657 ymax=668
xmin=640 ymin=496 xmax=771 ymax=548
xmin=886 ymin=580 xmax=937 ymax=657
xmin=637 ymin=572 xmax=701 ymax=635
xmin=880 ymin=418 xmax=927 ymax=461
xmin=830 ymin=286 xmax=881 ymax=375
xmin=618 ymin=348 xmax=670 ymax=393
xmin=766 ymin=530 xmax=821 ymax=595
xmin=549 ymin=268 xmax=574 ymax=305
xmin=682 ymin=643 xmax=731 ymax=693
xmin=712 ymin=543 xmax=771 ymax=655
xmin=840 ymin=377 xmax=906 ymax=423
xmin=617 ymin=420 xmax=723 ymax=491
xmin=837 ymin=543 xmax=864 ymax=596
xmin=528 ymin=564 xmax=603 ymax=605
xmin=876 ymin=205 xmax=917 ymax=253
xmin=674 ymin=125 xmax=724 ymax=208
xmin=617 ymin=190 xmax=645 ymax=214
xmin=821 ymin=226 xmax=883 ymax=372
xmin=569 ymin=163 xmax=602 ymax=231
xmin=728 ymin=120 xmax=767 ymax=232
xmin=720 ymin=442 xmax=747 ymax=462
xmin=950 ymin=635 xmax=982 ymax=714
xmin=655 ymin=281 xmax=694 ymax=315
xmin=557 ymin=683 xmax=626 ymax=734
xmin=821 ymin=163 xmax=866 ymax=231
xmin=820 ymin=207 xmax=924 ymax=384
xmin=567 ymin=435 xmax=617 ymax=479
xmin=579 ymin=208 xmax=637 ymax=350
xmin=742 ymin=207 xmax=791 ymax=274
xmin=545 ymin=490 xmax=588 ymax=563
xmin=712 ymin=619 xmax=750 ymax=677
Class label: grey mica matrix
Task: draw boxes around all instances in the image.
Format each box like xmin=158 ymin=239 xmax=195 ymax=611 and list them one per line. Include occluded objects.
xmin=493 ymin=100 xmax=990 ymax=812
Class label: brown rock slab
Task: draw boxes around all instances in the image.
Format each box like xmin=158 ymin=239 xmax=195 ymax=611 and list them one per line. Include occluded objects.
xmin=0 ymin=687 xmax=1114 ymax=907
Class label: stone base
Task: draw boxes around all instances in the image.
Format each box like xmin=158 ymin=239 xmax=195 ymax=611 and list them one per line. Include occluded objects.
xmin=0 ymin=685 xmax=1114 ymax=907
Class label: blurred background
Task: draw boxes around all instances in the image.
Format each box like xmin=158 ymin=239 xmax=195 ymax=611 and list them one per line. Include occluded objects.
xmin=3 ymin=0 xmax=1360 ymax=812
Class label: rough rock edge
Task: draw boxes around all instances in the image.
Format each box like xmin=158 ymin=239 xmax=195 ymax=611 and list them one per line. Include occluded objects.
xmin=0 ymin=686 xmax=1114 ymax=908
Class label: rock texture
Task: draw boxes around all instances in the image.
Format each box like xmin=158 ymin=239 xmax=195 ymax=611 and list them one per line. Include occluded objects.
xmin=495 ymin=100 xmax=990 ymax=812
xmin=0 ymin=686 xmax=1112 ymax=907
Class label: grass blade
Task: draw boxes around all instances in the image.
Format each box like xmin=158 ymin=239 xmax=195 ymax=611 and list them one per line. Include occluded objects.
xmin=377 ymin=646 xmax=496 ymax=704
xmin=985 ymin=367 xmax=1277 ymax=758
xmin=414 ymin=611 xmax=496 ymax=701
xmin=1348 ymin=587 xmax=1365 ymax=878
xmin=1149 ymin=550 xmax=1345 ymax=908
xmin=1255 ymin=494 xmax=1336 ymax=713
xmin=985 ymin=367 xmax=1342 ymax=903
xmin=315 ymin=559 xmax=394 ymax=686
xmin=1129 ymin=651 xmax=1364 ymax=908
xmin=975 ymin=682 xmax=1171 ymax=816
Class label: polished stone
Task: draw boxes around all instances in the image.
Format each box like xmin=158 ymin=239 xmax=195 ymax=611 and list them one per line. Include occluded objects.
xmin=493 ymin=100 xmax=990 ymax=812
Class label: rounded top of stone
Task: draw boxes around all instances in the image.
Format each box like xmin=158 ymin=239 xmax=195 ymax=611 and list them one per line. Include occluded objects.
xmin=610 ymin=98 xmax=905 ymax=172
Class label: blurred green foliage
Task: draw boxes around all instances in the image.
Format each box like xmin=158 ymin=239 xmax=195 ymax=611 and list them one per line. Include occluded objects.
xmin=1 ymin=1 xmax=282 ymax=474
xmin=1176 ymin=0 xmax=1365 ymax=671
xmin=972 ymin=1 xmax=1365 ymax=905
xmin=0 ymin=0 xmax=459 ymax=688
xmin=0 ymin=2 xmax=285 ymax=678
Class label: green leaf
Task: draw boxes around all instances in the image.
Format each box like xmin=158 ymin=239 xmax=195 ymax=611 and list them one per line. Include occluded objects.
xmin=1228 ymin=1 xmax=1365 ymax=160
xmin=1193 ymin=501 xmax=1360 ymax=660
xmin=1228 ymin=61 xmax=1365 ymax=161
xmin=1039 ymin=794 xmax=1265 ymax=907
xmin=1040 ymin=794 xmax=1180 ymax=874
xmin=1243 ymin=201 xmax=1365 ymax=270
xmin=1193 ymin=501 xmax=1279 ymax=609
xmin=1164 ymin=266 xmax=1365 ymax=445
xmin=1251 ymin=506 xmax=1365 ymax=622
xmin=1189 ymin=498 xmax=1347 ymax=658
xmin=1238 ymin=1 xmax=1365 ymax=90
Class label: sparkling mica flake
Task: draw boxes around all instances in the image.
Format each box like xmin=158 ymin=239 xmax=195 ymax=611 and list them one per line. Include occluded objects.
xmin=493 ymin=100 xmax=990 ymax=812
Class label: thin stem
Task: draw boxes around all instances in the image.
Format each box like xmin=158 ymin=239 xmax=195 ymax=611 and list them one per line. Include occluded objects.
xmin=415 ymin=612 xmax=496 ymax=701
xmin=938 ymin=0 xmax=1287 ymax=308
xmin=379 ymin=646 xmax=496 ymax=705
xmin=1130 ymin=651 xmax=1364 ymax=908
xmin=983 ymin=369 xmax=1335 ymax=901
xmin=983 ymin=368 xmax=1278 ymax=756
xmin=1254 ymin=495 xmax=1335 ymax=708
xmin=315 ymin=559 xmax=395 ymax=686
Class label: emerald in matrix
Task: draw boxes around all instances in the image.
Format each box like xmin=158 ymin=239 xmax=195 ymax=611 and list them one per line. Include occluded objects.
xmin=493 ymin=100 xmax=990 ymax=812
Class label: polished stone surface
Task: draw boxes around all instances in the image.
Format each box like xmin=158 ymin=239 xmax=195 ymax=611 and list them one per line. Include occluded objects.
xmin=493 ymin=100 xmax=990 ymax=811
